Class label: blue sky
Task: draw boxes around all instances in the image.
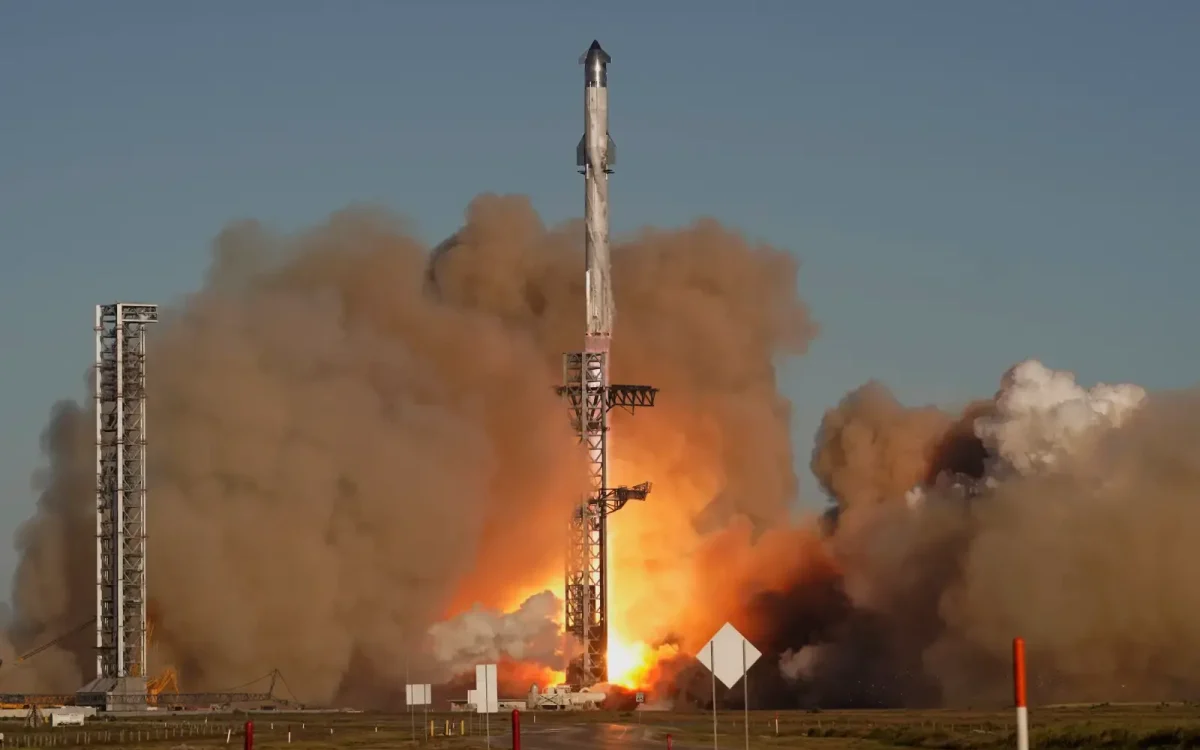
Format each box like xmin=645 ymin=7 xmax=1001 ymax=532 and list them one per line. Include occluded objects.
xmin=1 ymin=1 xmax=1197 ymax=591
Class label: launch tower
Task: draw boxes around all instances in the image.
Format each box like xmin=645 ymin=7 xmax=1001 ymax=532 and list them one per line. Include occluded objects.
xmin=557 ymin=40 xmax=657 ymax=687
xmin=78 ymin=303 xmax=159 ymax=709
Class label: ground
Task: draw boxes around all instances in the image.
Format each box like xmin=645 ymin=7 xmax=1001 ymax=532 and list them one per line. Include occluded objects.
xmin=4 ymin=704 xmax=1200 ymax=749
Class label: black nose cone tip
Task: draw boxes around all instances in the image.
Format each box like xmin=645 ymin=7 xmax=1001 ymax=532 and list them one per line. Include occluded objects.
xmin=586 ymin=40 xmax=611 ymax=65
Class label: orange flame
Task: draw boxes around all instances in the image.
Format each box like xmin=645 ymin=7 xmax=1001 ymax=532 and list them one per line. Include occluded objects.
xmin=501 ymin=578 xmax=671 ymax=690
xmin=607 ymin=630 xmax=680 ymax=689
xmin=496 ymin=450 xmax=716 ymax=691
xmin=493 ymin=444 xmax=830 ymax=693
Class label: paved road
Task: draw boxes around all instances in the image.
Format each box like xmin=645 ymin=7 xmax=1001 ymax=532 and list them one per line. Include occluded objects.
xmin=485 ymin=722 xmax=679 ymax=750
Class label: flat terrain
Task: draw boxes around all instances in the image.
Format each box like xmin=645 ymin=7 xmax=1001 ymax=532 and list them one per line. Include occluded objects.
xmin=4 ymin=704 xmax=1200 ymax=749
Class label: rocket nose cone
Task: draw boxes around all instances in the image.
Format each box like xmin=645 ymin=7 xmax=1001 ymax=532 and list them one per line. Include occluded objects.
xmin=584 ymin=40 xmax=611 ymax=65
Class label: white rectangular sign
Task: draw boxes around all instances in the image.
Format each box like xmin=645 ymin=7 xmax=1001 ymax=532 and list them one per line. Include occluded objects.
xmin=405 ymin=683 xmax=432 ymax=706
xmin=696 ymin=622 xmax=762 ymax=689
xmin=474 ymin=663 xmax=499 ymax=714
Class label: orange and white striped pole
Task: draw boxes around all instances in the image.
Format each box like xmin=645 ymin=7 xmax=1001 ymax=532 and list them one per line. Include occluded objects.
xmin=1013 ymin=637 xmax=1029 ymax=750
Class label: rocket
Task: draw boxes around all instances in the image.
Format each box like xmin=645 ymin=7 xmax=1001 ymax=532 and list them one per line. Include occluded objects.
xmin=562 ymin=39 xmax=657 ymax=689
xmin=577 ymin=40 xmax=616 ymax=344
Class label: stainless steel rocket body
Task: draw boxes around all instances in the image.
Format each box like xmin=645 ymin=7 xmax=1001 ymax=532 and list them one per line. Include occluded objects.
xmin=578 ymin=41 xmax=615 ymax=343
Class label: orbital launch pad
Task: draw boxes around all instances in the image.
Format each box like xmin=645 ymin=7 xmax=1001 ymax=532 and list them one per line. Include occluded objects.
xmin=64 ymin=40 xmax=650 ymax=708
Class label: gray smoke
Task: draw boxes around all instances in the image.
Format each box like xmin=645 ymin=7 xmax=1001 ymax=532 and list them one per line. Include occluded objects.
xmin=427 ymin=591 xmax=562 ymax=676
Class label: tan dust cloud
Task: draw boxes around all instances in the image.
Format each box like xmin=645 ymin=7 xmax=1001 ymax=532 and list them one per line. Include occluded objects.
xmin=929 ymin=391 xmax=1200 ymax=704
xmin=811 ymin=381 xmax=990 ymax=512
xmin=761 ymin=363 xmax=1200 ymax=707
xmin=1 ymin=193 xmax=816 ymax=705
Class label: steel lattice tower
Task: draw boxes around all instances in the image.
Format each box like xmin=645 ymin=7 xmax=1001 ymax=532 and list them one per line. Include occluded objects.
xmin=556 ymin=40 xmax=658 ymax=687
xmin=93 ymin=303 xmax=158 ymax=690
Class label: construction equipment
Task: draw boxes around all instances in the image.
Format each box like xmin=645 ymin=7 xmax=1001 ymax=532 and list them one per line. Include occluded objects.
xmin=0 ymin=618 xmax=96 ymax=672
xmin=2 ymin=611 xmax=294 ymax=710
xmin=24 ymin=705 xmax=45 ymax=727
xmin=0 ymin=618 xmax=94 ymax=708
xmin=0 ymin=610 xmax=180 ymax=708
xmin=139 ymin=607 xmax=180 ymax=705
xmin=147 ymin=666 xmax=178 ymax=706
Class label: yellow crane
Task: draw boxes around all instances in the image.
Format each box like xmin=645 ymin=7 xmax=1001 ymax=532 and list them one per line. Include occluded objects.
xmin=140 ymin=610 xmax=180 ymax=707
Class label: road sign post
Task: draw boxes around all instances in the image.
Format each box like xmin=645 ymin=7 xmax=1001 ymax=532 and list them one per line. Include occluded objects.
xmin=710 ymin=641 xmax=717 ymax=749
xmin=405 ymin=684 xmax=432 ymax=742
xmin=474 ymin=664 xmax=498 ymax=749
xmin=741 ymin=639 xmax=749 ymax=750
xmin=696 ymin=622 xmax=761 ymax=750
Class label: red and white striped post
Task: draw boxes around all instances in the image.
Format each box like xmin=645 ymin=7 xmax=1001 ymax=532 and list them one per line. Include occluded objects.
xmin=1013 ymin=637 xmax=1028 ymax=750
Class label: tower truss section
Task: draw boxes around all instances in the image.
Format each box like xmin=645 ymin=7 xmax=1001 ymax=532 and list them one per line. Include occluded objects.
xmin=557 ymin=344 xmax=656 ymax=686
xmin=91 ymin=302 xmax=158 ymax=702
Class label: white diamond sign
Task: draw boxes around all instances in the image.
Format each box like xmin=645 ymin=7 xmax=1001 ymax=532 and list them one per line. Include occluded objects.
xmin=695 ymin=622 xmax=761 ymax=689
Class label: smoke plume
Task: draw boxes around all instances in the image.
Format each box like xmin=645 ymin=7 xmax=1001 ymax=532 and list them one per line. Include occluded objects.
xmin=427 ymin=591 xmax=562 ymax=676
xmin=751 ymin=359 xmax=1196 ymax=708
xmin=1 ymin=194 xmax=815 ymax=705
xmin=6 ymin=189 xmax=1195 ymax=712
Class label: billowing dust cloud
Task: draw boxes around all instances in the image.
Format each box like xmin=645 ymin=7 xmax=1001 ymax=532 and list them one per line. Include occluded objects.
xmin=10 ymin=190 xmax=1190 ymax=711
xmin=427 ymin=591 xmax=561 ymax=676
xmin=755 ymin=359 xmax=1200 ymax=708
xmin=0 ymin=194 xmax=815 ymax=705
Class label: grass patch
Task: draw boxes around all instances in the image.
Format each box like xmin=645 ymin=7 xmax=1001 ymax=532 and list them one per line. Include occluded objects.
xmin=2 ymin=705 xmax=1200 ymax=749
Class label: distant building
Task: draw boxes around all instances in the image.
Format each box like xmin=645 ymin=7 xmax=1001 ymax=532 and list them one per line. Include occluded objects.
xmin=448 ymin=698 xmax=525 ymax=713
xmin=526 ymin=684 xmax=605 ymax=710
